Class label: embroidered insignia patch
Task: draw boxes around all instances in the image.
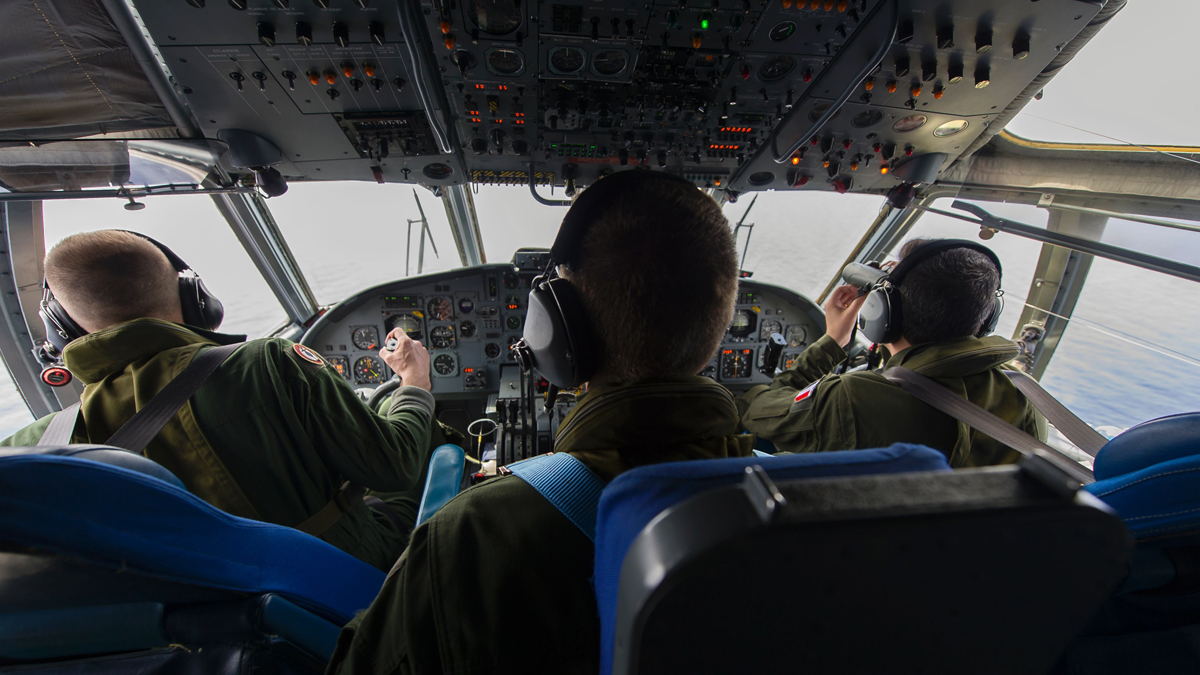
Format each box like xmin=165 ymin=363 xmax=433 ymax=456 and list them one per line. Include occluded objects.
xmin=294 ymin=344 xmax=325 ymax=366
xmin=790 ymin=380 xmax=819 ymax=413
xmin=794 ymin=381 xmax=818 ymax=402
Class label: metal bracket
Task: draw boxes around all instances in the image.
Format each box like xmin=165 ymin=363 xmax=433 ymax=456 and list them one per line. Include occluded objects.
xmin=742 ymin=465 xmax=787 ymax=524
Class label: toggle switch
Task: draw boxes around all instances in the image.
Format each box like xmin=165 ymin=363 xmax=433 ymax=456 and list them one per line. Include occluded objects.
xmin=296 ymin=22 xmax=313 ymax=46
xmin=936 ymin=22 xmax=954 ymax=49
xmin=921 ymin=59 xmax=936 ymax=82
xmin=282 ymin=70 xmax=296 ymax=90
xmin=975 ymin=26 xmax=992 ymax=54
xmin=332 ymin=21 xmax=349 ymax=48
xmin=272 ymin=0 xmax=288 ymax=7
xmin=1013 ymin=30 xmax=1030 ymax=60
xmin=350 ymin=78 xmax=363 ymax=92
xmin=393 ymin=77 xmax=406 ymax=92
xmin=974 ymin=63 xmax=990 ymax=88
xmin=489 ymin=128 xmax=507 ymax=149
xmin=470 ymin=137 xmax=488 ymax=155
xmin=896 ymin=19 xmax=913 ymax=44
xmin=257 ymin=22 xmax=275 ymax=47
xmin=370 ymin=21 xmax=385 ymax=46
xmin=947 ymin=59 xmax=963 ymax=84
xmin=371 ymin=78 xmax=383 ymax=92
xmin=894 ymin=55 xmax=910 ymax=78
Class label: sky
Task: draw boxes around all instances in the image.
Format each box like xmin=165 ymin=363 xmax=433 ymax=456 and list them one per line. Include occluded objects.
xmin=2 ymin=0 xmax=1199 ymax=436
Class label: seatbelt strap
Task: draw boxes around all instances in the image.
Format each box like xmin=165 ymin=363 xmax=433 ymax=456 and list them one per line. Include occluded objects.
xmin=38 ymin=401 xmax=82 ymax=446
xmin=37 ymin=343 xmax=243 ymax=449
xmin=882 ymin=367 xmax=1094 ymax=484
xmin=508 ymin=452 xmax=605 ymax=542
xmin=1003 ymin=369 xmax=1108 ymax=457
xmin=295 ymin=482 xmax=368 ymax=537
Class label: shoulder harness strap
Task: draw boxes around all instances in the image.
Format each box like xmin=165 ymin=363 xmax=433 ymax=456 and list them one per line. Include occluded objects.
xmin=883 ymin=366 xmax=1094 ymax=485
xmin=1002 ymin=369 xmax=1108 ymax=457
xmin=508 ymin=452 xmax=605 ymax=542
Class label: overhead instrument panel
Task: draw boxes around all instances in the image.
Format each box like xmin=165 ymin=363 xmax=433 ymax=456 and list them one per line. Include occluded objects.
xmin=132 ymin=0 xmax=1103 ymax=195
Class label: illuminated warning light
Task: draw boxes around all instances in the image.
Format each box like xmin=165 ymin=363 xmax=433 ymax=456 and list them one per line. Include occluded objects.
xmin=514 ymin=112 xmax=524 ymax=117
xmin=513 ymin=120 xmax=524 ymax=125
xmin=709 ymin=144 xmax=741 ymax=150
xmin=810 ymin=135 xmax=820 ymax=146
xmin=464 ymin=367 xmax=475 ymax=373
xmin=791 ymin=155 xmax=800 ymax=165
xmin=714 ymin=178 xmax=722 ymax=186
xmin=324 ymin=70 xmax=336 ymax=85
xmin=363 ymin=62 xmax=376 ymax=77
xmin=439 ymin=20 xmax=451 ymax=34
xmin=467 ymin=110 xmax=480 ymax=115
xmin=492 ymin=119 xmax=503 ymax=124
xmin=470 ymin=117 xmax=482 ymax=123
xmin=444 ymin=34 xmax=456 ymax=50
xmin=307 ymin=71 xmax=320 ymax=85
xmin=700 ymin=15 xmax=710 ymax=30
xmin=692 ymin=33 xmax=703 ymax=48
xmin=822 ymin=159 xmax=830 ymax=168
xmin=910 ymin=84 xmax=921 ymax=98
xmin=872 ymin=142 xmax=882 ymax=153
xmin=842 ymin=138 xmax=852 ymax=149
xmin=905 ymin=145 xmax=914 ymax=156
xmin=343 ymin=63 xmax=354 ymax=78
xmin=836 ymin=0 xmax=847 ymax=9
xmin=886 ymin=80 xmax=897 ymax=93
xmin=823 ymin=0 xmax=834 ymax=10
xmin=723 ymin=349 xmax=733 ymax=354
xmin=933 ymin=85 xmax=944 ymax=99
xmin=508 ymin=304 xmax=520 ymax=310
xmin=498 ymin=85 xmax=509 ymax=90
xmin=864 ymin=77 xmax=874 ymax=91
xmin=850 ymin=160 xmax=859 ymax=170
xmin=781 ymin=0 xmax=792 ymax=8
xmin=880 ymin=165 xmax=889 ymax=174
xmin=808 ymin=0 xmax=819 ymax=8
xmin=720 ymin=127 xmax=752 ymax=133
xmin=803 ymin=67 xmax=813 ymax=83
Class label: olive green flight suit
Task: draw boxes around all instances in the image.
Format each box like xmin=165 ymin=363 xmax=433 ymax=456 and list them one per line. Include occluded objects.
xmin=325 ymin=376 xmax=755 ymax=675
xmin=2 ymin=318 xmax=436 ymax=571
xmin=738 ymin=333 xmax=1047 ymax=467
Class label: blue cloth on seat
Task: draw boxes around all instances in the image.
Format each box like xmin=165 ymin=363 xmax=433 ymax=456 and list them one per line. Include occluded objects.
xmin=594 ymin=443 xmax=950 ymax=675
xmin=415 ymin=444 xmax=466 ymax=527
xmin=1092 ymin=412 xmax=1200 ymax=481
xmin=0 ymin=450 xmax=385 ymax=624
xmin=1085 ymin=453 xmax=1200 ymax=542
xmin=0 ymin=445 xmax=185 ymax=490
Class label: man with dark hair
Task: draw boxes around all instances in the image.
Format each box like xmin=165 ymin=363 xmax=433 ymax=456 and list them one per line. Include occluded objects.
xmin=739 ymin=238 xmax=1045 ymax=467
xmin=3 ymin=230 xmax=440 ymax=571
xmin=325 ymin=171 xmax=753 ymax=675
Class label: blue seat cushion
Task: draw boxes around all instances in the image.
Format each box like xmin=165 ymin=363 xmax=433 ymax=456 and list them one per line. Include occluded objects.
xmin=594 ymin=444 xmax=950 ymax=675
xmin=0 ymin=452 xmax=384 ymax=624
xmin=0 ymin=445 xmax=185 ymax=490
xmin=1093 ymin=413 xmax=1200 ymax=481
xmin=1084 ymin=453 xmax=1200 ymax=542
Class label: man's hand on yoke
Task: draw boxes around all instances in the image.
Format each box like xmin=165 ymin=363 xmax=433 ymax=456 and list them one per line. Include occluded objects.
xmin=379 ymin=329 xmax=432 ymax=392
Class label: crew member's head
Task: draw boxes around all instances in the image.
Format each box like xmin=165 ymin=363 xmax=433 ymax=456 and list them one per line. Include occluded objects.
xmin=561 ymin=173 xmax=738 ymax=384
xmin=895 ymin=237 xmax=1001 ymax=345
xmin=45 ymin=230 xmax=184 ymax=334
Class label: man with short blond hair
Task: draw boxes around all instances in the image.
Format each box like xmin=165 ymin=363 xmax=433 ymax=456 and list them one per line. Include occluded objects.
xmin=4 ymin=230 xmax=438 ymax=571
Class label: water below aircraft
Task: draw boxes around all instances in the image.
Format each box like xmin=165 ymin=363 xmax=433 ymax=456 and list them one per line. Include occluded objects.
xmin=2 ymin=0 xmax=1200 ymax=672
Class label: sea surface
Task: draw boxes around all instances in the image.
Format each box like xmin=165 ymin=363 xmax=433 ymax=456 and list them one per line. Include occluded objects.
xmin=1 ymin=183 xmax=1197 ymax=438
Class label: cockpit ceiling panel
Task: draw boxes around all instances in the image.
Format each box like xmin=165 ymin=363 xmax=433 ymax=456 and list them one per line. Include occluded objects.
xmin=0 ymin=1 xmax=174 ymax=141
xmin=124 ymin=0 xmax=1106 ymax=194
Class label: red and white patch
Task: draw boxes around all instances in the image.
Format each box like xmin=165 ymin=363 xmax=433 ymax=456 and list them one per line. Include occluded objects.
xmin=293 ymin=344 xmax=325 ymax=366
xmin=794 ymin=381 xmax=819 ymax=402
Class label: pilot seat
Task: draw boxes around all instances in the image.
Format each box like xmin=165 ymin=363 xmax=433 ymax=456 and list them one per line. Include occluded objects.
xmin=0 ymin=443 xmax=464 ymax=673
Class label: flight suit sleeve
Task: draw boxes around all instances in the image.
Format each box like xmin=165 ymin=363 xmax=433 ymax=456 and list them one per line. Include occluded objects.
xmin=326 ymin=523 xmax=442 ymax=675
xmin=282 ymin=342 xmax=435 ymax=494
xmin=736 ymin=334 xmax=846 ymax=425
xmin=740 ymin=370 xmax=860 ymax=454
xmin=0 ymin=415 xmax=56 ymax=446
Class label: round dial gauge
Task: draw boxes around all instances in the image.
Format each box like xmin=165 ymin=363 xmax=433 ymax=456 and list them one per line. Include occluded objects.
xmin=426 ymin=297 xmax=454 ymax=322
xmin=351 ymin=326 xmax=380 ymax=351
xmin=892 ymin=114 xmax=928 ymax=133
xmin=433 ymin=353 xmax=459 ymax=376
xmin=485 ymin=342 xmax=502 ymax=359
xmin=728 ymin=309 xmax=757 ymax=339
xmin=460 ymin=320 xmax=477 ymax=338
xmin=458 ymin=298 xmax=476 ymax=314
xmin=327 ymin=355 xmax=350 ymax=379
xmin=549 ymin=47 xmax=586 ymax=75
xmin=760 ymin=319 xmax=782 ymax=341
xmin=769 ymin=21 xmax=797 ymax=42
xmin=506 ymin=315 xmax=523 ymax=331
xmin=429 ymin=325 xmax=456 ymax=349
xmin=592 ymin=49 xmax=628 ymax=76
xmin=486 ymin=48 xmax=524 ymax=76
xmin=468 ymin=0 xmax=522 ymax=35
xmin=354 ymin=356 xmax=387 ymax=385
xmin=720 ymin=349 xmax=753 ymax=380
xmin=784 ymin=325 xmax=808 ymax=347
xmin=385 ymin=314 xmax=423 ymax=342
xmin=758 ymin=55 xmax=796 ymax=83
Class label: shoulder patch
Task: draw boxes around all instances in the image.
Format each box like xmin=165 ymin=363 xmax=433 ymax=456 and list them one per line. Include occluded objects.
xmin=790 ymin=380 xmax=819 ymax=413
xmin=293 ymin=344 xmax=326 ymax=367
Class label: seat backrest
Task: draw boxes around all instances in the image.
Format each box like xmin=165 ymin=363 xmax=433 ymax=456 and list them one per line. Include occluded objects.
xmin=612 ymin=465 xmax=1129 ymax=675
xmin=0 ymin=445 xmax=185 ymax=489
xmin=595 ymin=444 xmax=950 ymax=675
xmin=1093 ymin=412 xmax=1200 ymax=481
xmin=0 ymin=450 xmax=384 ymax=624
xmin=415 ymin=444 xmax=466 ymax=527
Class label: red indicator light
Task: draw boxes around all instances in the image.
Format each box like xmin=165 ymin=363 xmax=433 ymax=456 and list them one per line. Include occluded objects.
xmin=464 ymin=368 xmax=474 ymax=373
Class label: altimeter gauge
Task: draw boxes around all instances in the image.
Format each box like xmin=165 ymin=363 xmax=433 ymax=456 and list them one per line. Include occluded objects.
xmin=426 ymin=297 xmax=454 ymax=322
xmin=433 ymin=353 xmax=458 ymax=376
xmin=351 ymin=326 xmax=380 ymax=350
xmin=760 ymin=319 xmax=782 ymax=341
xmin=429 ymin=325 xmax=456 ymax=349
xmin=784 ymin=325 xmax=808 ymax=347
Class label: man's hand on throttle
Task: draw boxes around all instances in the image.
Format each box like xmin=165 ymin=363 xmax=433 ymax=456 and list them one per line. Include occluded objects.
xmin=823 ymin=284 xmax=869 ymax=348
xmin=379 ymin=329 xmax=432 ymax=392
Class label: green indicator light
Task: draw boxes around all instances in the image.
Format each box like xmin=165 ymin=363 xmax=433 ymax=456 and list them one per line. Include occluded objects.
xmin=700 ymin=18 xmax=709 ymax=30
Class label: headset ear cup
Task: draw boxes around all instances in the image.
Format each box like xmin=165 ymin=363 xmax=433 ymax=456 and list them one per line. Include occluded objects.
xmin=976 ymin=294 xmax=1003 ymax=338
xmin=858 ymin=287 xmax=903 ymax=345
xmin=178 ymin=276 xmax=224 ymax=331
xmin=40 ymin=295 xmax=86 ymax=353
xmin=520 ymin=277 xmax=598 ymax=388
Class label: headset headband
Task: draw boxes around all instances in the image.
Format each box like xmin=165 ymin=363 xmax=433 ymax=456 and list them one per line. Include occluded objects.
xmin=887 ymin=239 xmax=1003 ymax=287
xmin=550 ymin=170 xmax=698 ymax=267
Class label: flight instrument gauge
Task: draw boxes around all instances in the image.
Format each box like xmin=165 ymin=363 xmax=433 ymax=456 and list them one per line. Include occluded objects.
xmin=758 ymin=55 xmax=796 ymax=83
xmin=458 ymin=297 xmax=476 ymax=314
xmin=720 ymin=349 xmax=753 ymax=380
xmin=549 ymin=47 xmax=586 ymax=75
xmin=468 ymin=0 xmax=522 ymax=35
xmin=351 ymin=326 xmax=380 ymax=350
xmin=760 ymin=319 xmax=782 ymax=341
xmin=460 ymin=320 xmax=477 ymax=338
xmin=506 ymin=315 xmax=522 ymax=331
xmin=429 ymin=325 xmax=456 ymax=349
xmin=784 ymin=324 xmax=808 ymax=347
xmin=354 ymin=356 xmax=387 ymax=385
xmin=592 ymin=49 xmax=628 ymax=76
xmin=327 ymin=355 xmax=349 ymax=379
xmin=384 ymin=314 xmax=424 ymax=342
xmin=728 ymin=310 xmax=757 ymax=339
xmin=426 ymin=297 xmax=454 ymax=321
xmin=486 ymin=48 xmax=525 ymax=76
xmin=433 ymin=353 xmax=459 ymax=376
xmin=485 ymin=342 xmax=501 ymax=359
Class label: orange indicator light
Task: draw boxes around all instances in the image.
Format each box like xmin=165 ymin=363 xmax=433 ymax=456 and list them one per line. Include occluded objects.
xmin=324 ymin=71 xmax=336 ymax=85
xmin=910 ymin=84 xmax=921 ymax=97
xmin=439 ymin=20 xmax=451 ymax=34
xmin=444 ymin=34 xmax=456 ymax=49
xmin=864 ymin=77 xmax=874 ymax=91
xmin=808 ymin=0 xmax=818 ymax=7
xmin=880 ymin=165 xmax=889 ymax=175
xmin=343 ymin=64 xmax=354 ymax=78
xmin=692 ymin=34 xmax=703 ymax=48
xmin=363 ymin=62 xmax=375 ymax=77
xmin=782 ymin=0 xmax=792 ymax=8
xmin=823 ymin=0 xmax=834 ymax=10
xmin=791 ymin=156 xmax=800 ymax=165
xmin=307 ymin=71 xmax=320 ymax=85
xmin=933 ymin=86 xmax=944 ymax=99
xmin=886 ymin=80 xmax=897 ymax=93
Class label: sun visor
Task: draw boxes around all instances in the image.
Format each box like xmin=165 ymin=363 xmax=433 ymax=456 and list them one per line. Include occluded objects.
xmin=0 ymin=1 xmax=175 ymax=141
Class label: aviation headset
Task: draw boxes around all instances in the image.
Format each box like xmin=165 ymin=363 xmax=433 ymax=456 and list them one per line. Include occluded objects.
xmin=857 ymin=239 xmax=1004 ymax=345
xmin=39 ymin=231 xmax=224 ymax=354
xmin=514 ymin=170 xmax=699 ymax=388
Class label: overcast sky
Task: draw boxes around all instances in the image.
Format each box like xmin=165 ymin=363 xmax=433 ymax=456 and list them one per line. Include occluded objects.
xmin=2 ymin=0 xmax=1198 ymax=435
